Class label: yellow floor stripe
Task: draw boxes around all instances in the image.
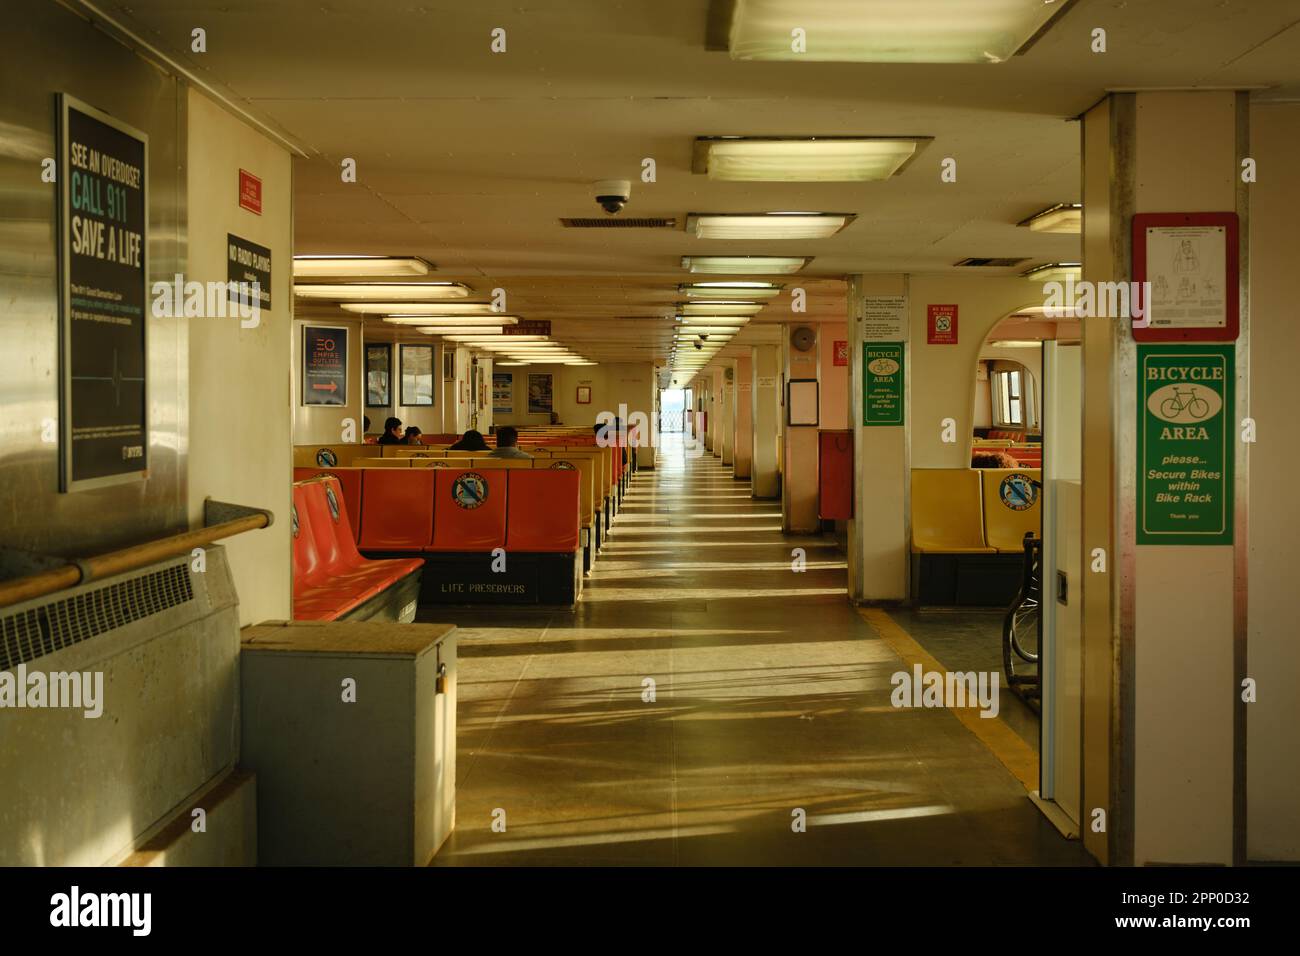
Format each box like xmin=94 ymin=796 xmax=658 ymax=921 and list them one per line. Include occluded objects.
xmin=856 ymin=607 xmax=1039 ymax=792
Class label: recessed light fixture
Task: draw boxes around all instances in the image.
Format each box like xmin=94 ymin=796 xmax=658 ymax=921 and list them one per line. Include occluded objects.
xmin=294 ymin=282 xmax=468 ymax=300
xmin=677 ymin=316 xmax=750 ymax=327
xmin=719 ymin=0 xmax=1074 ymax=64
xmin=1018 ymin=203 xmax=1082 ymax=234
xmin=380 ymin=315 xmax=517 ymax=326
xmin=679 ymin=283 xmax=782 ymax=301
xmin=1020 ymin=262 xmax=1082 ymax=282
xmin=445 ymin=334 xmax=548 ymax=344
xmin=989 ymin=340 xmax=1046 ymax=348
xmin=417 ymin=326 xmax=506 ymax=335
xmin=292 ymin=256 xmax=434 ymax=277
xmin=679 ymin=302 xmax=764 ymax=316
xmin=340 ymin=302 xmax=497 ymax=315
xmin=681 ymin=255 xmax=811 ymax=275
xmin=686 ymin=212 xmax=854 ymax=240
xmin=693 ymin=137 xmax=930 ymax=182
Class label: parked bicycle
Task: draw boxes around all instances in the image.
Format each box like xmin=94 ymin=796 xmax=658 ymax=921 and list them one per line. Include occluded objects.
xmin=1003 ymin=530 xmax=1041 ymax=708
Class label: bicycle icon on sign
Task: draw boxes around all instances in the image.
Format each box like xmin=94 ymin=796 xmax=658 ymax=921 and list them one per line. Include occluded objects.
xmin=1159 ymin=386 xmax=1210 ymax=421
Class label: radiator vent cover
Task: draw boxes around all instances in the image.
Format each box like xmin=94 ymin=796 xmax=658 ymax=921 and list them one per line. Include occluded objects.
xmin=953 ymin=257 xmax=1029 ymax=268
xmin=0 ymin=562 xmax=194 ymax=671
xmin=560 ymin=217 xmax=678 ymax=229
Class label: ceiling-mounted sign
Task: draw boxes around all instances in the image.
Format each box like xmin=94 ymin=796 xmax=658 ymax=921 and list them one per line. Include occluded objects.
xmin=238 ymin=169 xmax=262 ymax=215
xmin=862 ymin=295 xmax=906 ymax=341
xmin=227 ymin=233 xmax=272 ymax=312
xmin=863 ymin=342 xmax=904 ymax=426
xmin=1137 ymin=344 xmax=1233 ymax=544
xmin=504 ymin=320 xmax=551 ymax=336
xmin=927 ymin=304 xmax=958 ymax=345
xmin=303 ymin=325 xmax=348 ymax=406
xmin=57 ymin=94 xmax=149 ymax=492
xmin=833 ymin=340 xmax=849 ymax=366
xmin=1132 ymin=212 xmax=1238 ymax=342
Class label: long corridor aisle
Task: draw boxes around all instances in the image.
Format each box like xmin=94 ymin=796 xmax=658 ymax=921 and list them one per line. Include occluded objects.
xmin=433 ymin=444 xmax=1087 ymax=866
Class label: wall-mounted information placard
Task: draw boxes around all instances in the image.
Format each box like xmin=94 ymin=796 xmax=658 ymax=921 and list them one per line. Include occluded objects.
xmin=1132 ymin=212 xmax=1239 ymax=342
xmin=863 ymin=342 xmax=904 ymax=426
xmin=862 ymin=295 xmax=906 ymax=341
xmin=1137 ymin=344 xmax=1233 ymax=544
xmin=58 ymin=94 xmax=149 ymax=492
xmin=303 ymin=325 xmax=348 ymax=406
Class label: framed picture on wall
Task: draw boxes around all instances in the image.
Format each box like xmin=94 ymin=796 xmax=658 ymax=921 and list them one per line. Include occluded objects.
xmin=576 ymin=385 xmax=592 ymax=405
xmin=527 ymin=373 xmax=553 ymax=413
xmin=399 ymin=344 xmax=434 ymax=406
xmin=365 ymin=343 xmax=391 ymax=407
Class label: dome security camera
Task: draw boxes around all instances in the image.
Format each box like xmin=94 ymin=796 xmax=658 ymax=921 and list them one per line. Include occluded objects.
xmin=593 ymin=179 xmax=631 ymax=215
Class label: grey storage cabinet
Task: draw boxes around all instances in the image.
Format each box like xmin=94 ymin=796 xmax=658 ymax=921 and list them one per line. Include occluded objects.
xmin=240 ymin=621 xmax=457 ymax=866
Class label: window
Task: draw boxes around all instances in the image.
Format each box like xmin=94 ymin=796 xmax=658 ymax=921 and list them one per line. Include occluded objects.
xmin=993 ymin=367 xmax=1036 ymax=429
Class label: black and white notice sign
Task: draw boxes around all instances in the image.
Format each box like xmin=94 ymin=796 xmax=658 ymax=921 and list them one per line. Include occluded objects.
xmin=58 ymin=94 xmax=149 ymax=492
xmin=227 ymin=233 xmax=272 ymax=311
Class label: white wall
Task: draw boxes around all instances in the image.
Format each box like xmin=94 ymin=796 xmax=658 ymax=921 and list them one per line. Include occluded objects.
xmin=187 ymin=89 xmax=293 ymax=627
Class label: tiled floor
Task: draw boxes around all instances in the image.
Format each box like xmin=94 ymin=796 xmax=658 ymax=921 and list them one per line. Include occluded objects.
xmin=427 ymin=442 xmax=1089 ymax=866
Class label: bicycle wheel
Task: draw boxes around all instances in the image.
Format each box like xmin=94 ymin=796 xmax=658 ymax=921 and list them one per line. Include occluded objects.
xmin=1188 ymin=397 xmax=1210 ymax=419
xmin=1008 ymin=597 xmax=1039 ymax=663
xmin=1160 ymin=397 xmax=1182 ymax=420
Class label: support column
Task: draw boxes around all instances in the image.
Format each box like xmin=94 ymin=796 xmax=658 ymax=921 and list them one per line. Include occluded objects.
xmin=720 ymin=363 xmax=735 ymax=466
xmin=782 ymin=323 xmax=821 ymax=533
xmin=1081 ymin=91 xmax=1248 ymax=866
xmin=733 ymin=355 xmax=753 ymax=479
xmin=750 ymin=344 xmax=780 ymax=498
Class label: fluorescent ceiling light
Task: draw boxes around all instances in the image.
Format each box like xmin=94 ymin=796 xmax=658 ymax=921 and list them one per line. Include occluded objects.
xmin=340 ymin=302 xmax=496 ymax=315
xmin=694 ymin=137 xmax=928 ymax=182
xmin=417 ymin=326 xmax=505 ymax=335
xmin=687 ymin=212 xmax=853 ymax=240
xmin=496 ymin=361 xmax=529 ymax=366
xmin=675 ymin=328 xmax=742 ymax=336
xmin=723 ymin=0 xmax=1072 ymax=64
xmin=679 ymin=302 xmax=763 ymax=316
xmin=679 ymin=282 xmax=782 ymax=299
xmin=1018 ymin=203 xmax=1082 ymax=234
xmin=678 ymin=316 xmax=750 ymax=326
xmin=292 ymin=256 xmax=433 ymax=278
xmin=294 ymin=282 xmax=468 ymax=301
xmin=383 ymin=315 xmax=516 ymax=327
xmin=682 ymin=255 xmax=810 ymax=275
xmin=446 ymin=334 xmax=548 ymax=343
xmin=989 ymin=340 xmax=1045 ymax=348
xmin=1020 ymin=262 xmax=1082 ymax=282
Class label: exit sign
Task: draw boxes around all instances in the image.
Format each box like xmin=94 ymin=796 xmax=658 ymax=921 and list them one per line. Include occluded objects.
xmin=239 ymin=169 xmax=262 ymax=215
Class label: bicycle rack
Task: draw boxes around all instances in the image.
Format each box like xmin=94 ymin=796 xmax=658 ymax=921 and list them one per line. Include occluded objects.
xmin=1002 ymin=531 xmax=1041 ymax=710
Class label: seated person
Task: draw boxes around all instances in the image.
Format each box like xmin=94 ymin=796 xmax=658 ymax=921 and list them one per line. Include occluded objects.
xmin=488 ymin=425 xmax=532 ymax=460
xmin=403 ymin=425 xmax=423 ymax=445
xmin=363 ymin=416 xmax=377 ymax=444
xmin=971 ymin=450 xmax=1019 ymax=468
xmin=449 ymin=428 xmax=489 ymax=451
xmin=377 ymin=416 xmax=404 ymax=445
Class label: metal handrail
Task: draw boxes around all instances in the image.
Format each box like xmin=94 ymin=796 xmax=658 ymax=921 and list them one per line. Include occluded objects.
xmin=0 ymin=500 xmax=272 ymax=610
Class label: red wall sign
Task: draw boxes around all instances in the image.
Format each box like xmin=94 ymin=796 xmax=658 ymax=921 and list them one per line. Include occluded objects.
xmin=927 ymin=304 xmax=958 ymax=344
xmin=833 ymin=340 xmax=848 ymax=366
xmin=239 ymin=169 xmax=262 ymax=216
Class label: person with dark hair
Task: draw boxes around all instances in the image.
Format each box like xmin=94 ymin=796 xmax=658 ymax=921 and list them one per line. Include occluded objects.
xmin=489 ymin=425 xmax=532 ymax=460
xmin=377 ymin=416 xmax=403 ymax=445
xmin=403 ymin=425 xmax=423 ymax=445
xmin=449 ymin=429 xmax=489 ymax=451
xmin=363 ymin=415 xmax=371 ymax=433
xmin=971 ymin=450 xmax=1019 ymax=469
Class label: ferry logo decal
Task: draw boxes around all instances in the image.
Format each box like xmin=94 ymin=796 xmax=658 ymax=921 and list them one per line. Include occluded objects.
xmin=999 ymin=472 xmax=1038 ymax=511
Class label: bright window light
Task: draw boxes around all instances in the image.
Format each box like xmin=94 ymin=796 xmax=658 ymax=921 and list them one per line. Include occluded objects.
xmin=695 ymin=137 xmax=929 ymax=182
xmin=294 ymin=282 xmax=468 ymax=300
xmin=340 ymin=302 xmax=498 ymax=315
xmin=681 ymin=255 xmax=810 ymax=274
xmin=292 ymin=256 xmax=433 ymax=277
xmin=1018 ymin=203 xmax=1082 ymax=234
xmin=725 ymin=0 xmax=1072 ymax=64
xmin=687 ymin=212 xmax=852 ymax=239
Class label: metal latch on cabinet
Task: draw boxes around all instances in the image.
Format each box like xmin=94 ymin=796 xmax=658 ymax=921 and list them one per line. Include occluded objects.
xmin=436 ymin=662 xmax=448 ymax=695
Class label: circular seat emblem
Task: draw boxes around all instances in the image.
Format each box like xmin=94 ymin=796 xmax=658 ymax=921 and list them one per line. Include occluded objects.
xmin=451 ymin=472 xmax=489 ymax=509
xmin=999 ymin=473 xmax=1038 ymax=511
xmin=316 ymin=448 xmax=338 ymax=467
xmin=324 ymin=486 xmax=341 ymax=521
xmin=550 ymin=460 xmax=576 ymax=470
